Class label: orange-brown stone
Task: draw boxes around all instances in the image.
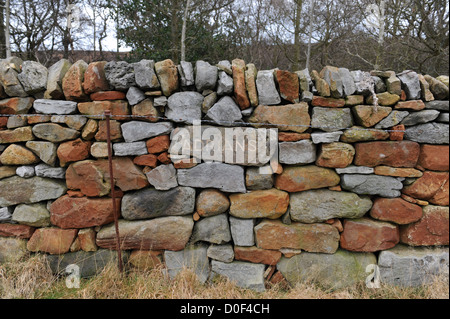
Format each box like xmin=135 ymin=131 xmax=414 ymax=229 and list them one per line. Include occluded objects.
xmin=133 ymin=154 xmax=158 ymax=168
xmin=370 ymin=198 xmax=423 ymax=225
xmin=90 ymin=91 xmax=126 ymax=101
xmin=95 ymin=120 xmax=123 ymax=142
xmin=62 ymin=60 xmax=89 ymax=102
xmin=354 ymin=141 xmax=420 ymax=168
xmin=78 ymin=100 xmax=130 ymax=120
xmin=50 ymin=195 xmax=120 ymax=229
xmin=395 ymin=100 xmax=426 ymax=111
xmin=275 ymin=165 xmax=340 ymax=193
xmin=82 ymin=61 xmax=110 ymax=94
xmin=340 ymin=218 xmax=399 ymax=252
xmin=312 ymin=96 xmax=345 ymax=108
xmin=234 ymin=246 xmax=282 ymax=265
xmin=316 ymin=142 xmax=355 ymax=168
xmin=196 ymin=189 xmax=230 ymax=217
xmin=402 ymin=171 xmax=449 ymax=206
xmin=27 ymin=227 xmax=78 ymax=255
xmin=417 ymin=145 xmax=449 ymax=172
xmin=229 ymin=189 xmax=289 ymax=219
xmin=389 ymin=124 xmax=405 ymax=141
xmin=146 ymin=135 xmax=170 ymax=154
xmin=0 ymin=223 xmax=35 ymax=239
xmin=275 ymin=70 xmax=300 ymax=103
xmin=400 ymin=205 xmax=449 ymax=246
xmin=57 ymin=138 xmax=91 ymax=167
xmin=232 ymin=59 xmax=251 ymax=110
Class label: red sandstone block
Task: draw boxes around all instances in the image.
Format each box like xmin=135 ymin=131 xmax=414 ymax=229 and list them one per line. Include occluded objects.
xmin=417 ymin=145 xmax=449 ymax=172
xmin=354 ymin=141 xmax=420 ymax=168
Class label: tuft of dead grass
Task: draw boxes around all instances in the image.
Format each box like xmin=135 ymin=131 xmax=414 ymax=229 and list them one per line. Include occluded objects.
xmin=0 ymin=255 xmax=448 ymax=300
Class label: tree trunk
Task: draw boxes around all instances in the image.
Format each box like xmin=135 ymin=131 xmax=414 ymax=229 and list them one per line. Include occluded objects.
xmin=293 ymin=0 xmax=302 ymax=70
xmin=4 ymin=0 xmax=10 ymax=58
xmin=181 ymin=0 xmax=191 ymax=62
xmin=306 ymin=0 xmax=314 ymax=70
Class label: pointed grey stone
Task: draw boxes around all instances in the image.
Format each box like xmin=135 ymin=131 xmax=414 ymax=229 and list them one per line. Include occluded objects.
xmin=17 ymin=61 xmax=48 ymax=95
xmin=146 ymin=164 xmax=178 ymax=190
xmin=339 ymin=68 xmax=357 ymax=96
xmin=206 ymin=96 xmax=243 ymax=125
xmin=256 ymin=70 xmax=281 ymax=105
xmin=121 ymin=121 xmax=173 ymax=143
xmin=217 ymin=71 xmax=234 ymax=96
xmin=311 ymin=131 xmax=343 ymax=144
xmin=405 ymin=123 xmax=449 ymax=144
xmin=191 ymin=214 xmax=231 ymax=245
xmin=26 ymin=141 xmax=57 ymax=166
xmin=113 ymin=142 xmax=148 ymax=156
xmin=375 ymin=111 xmax=410 ymax=129
xmin=166 ymin=92 xmax=204 ymax=124
xmin=195 ymin=60 xmax=218 ymax=92
xmin=126 ymin=87 xmax=146 ymax=106
xmin=133 ymin=60 xmax=160 ymax=90
xmin=178 ymin=61 xmax=195 ymax=87
xmin=229 ymin=216 xmax=255 ymax=247
xmin=207 ymin=244 xmax=235 ymax=263
xmin=104 ymin=61 xmax=136 ymax=90
xmin=398 ymin=70 xmax=421 ymax=100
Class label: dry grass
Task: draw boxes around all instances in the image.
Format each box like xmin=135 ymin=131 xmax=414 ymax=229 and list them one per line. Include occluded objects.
xmin=0 ymin=254 xmax=448 ymax=300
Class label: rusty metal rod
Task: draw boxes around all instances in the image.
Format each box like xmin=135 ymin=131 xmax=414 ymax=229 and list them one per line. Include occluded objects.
xmin=104 ymin=110 xmax=123 ymax=273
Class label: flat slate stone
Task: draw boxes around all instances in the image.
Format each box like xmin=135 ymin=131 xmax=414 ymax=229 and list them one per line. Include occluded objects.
xmin=279 ymin=140 xmax=316 ymax=165
xmin=341 ymin=174 xmax=404 ymax=198
xmin=177 ymin=163 xmax=246 ymax=193
xmin=121 ymin=186 xmax=196 ymax=220
xmin=290 ymin=189 xmax=373 ymax=223
xmin=405 ymin=123 xmax=449 ymax=144
xmin=121 ymin=121 xmax=173 ymax=143
xmin=379 ymin=245 xmax=449 ymax=287
xmin=211 ymin=260 xmax=266 ymax=292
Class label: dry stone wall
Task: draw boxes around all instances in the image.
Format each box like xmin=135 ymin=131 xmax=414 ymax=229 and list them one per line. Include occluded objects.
xmin=0 ymin=57 xmax=449 ymax=291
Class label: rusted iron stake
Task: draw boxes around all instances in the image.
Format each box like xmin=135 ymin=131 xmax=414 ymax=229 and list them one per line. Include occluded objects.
xmin=105 ymin=110 xmax=123 ymax=273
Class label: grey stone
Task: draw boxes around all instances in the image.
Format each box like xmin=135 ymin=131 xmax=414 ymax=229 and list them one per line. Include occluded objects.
xmin=202 ymin=92 xmax=217 ymax=114
xmin=0 ymin=207 xmax=13 ymax=222
xmin=245 ymin=167 xmax=273 ymax=190
xmin=339 ymin=68 xmax=357 ymax=96
xmin=211 ymin=260 xmax=266 ymax=292
xmin=25 ymin=141 xmax=57 ymax=166
xmin=352 ymin=70 xmax=374 ymax=96
xmin=6 ymin=115 xmax=27 ymax=129
xmin=372 ymin=76 xmax=387 ymax=93
xmin=206 ymin=96 xmax=243 ymax=125
xmin=145 ymin=164 xmax=178 ymax=190
xmin=12 ymin=203 xmax=50 ymax=227
xmin=0 ymin=237 xmax=28 ymax=263
xmin=0 ymin=57 xmax=27 ymax=97
xmin=113 ymin=142 xmax=148 ymax=156
xmin=386 ymin=75 xmax=402 ymax=95
xmin=335 ymin=165 xmax=374 ymax=175
xmin=296 ymin=68 xmax=312 ymax=92
xmin=375 ymin=111 xmax=410 ymax=129
xmin=33 ymin=99 xmax=78 ymax=115
xmin=311 ymin=131 xmax=343 ymax=144
xmin=104 ymin=61 xmax=136 ymax=90
xmin=34 ymin=163 xmax=66 ymax=179
xmin=121 ymin=186 xmax=195 ymax=220
xmin=311 ymin=107 xmax=354 ymax=132
xmin=341 ymin=174 xmax=404 ymax=198
xmin=133 ymin=60 xmax=160 ymax=90
xmin=241 ymin=107 xmax=254 ymax=117
xmin=178 ymin=61 xmax=195 ymax=87
xmin=437 ymin=113 xmax=449 ymax=123
xmin=166 ymin=92 xmax=204 ymax=124
xmin=154 ymin=96 xmax=168 ymax=108
xmin=322 ymin=66 xmax=344 ymax=98
xmin=398 ymin=70 xmax=421 ymax=100
xmin=16 ymin=166 xmax=35 ymax=178
xmin=425 ymin=100 xmax=449 ymax=111
xmin=0 ymin=176 xmax=67 ymax=207
xmin=44 ymin=59 xmax=72 ymax=99
xmin=126 ymin=87 xmax=146 ymax=106
xmin=177 ymin=163 xmax=246 ymax=193
xmin=191 ymin=214 xmax=232 ymax=245
xmin=229 ymin=216 xmax=255 ymax=247
xmin=290 ymin=189 xmax=373 ymax=223
xmin=32 ymin=123 xmax=80 ymax=143
xmin=121 ymin=121 xmax=173 ymax=143
xmin=217 ymin=71 xmax=234 ymax=95
xmin=46 ymin=249 xmax=129 ymax=278
xmin=217 ymin=60 xmax=232 ymax=73
xmin=207 ymin=244 xmax=235 ymax=263
xmin=17 ymin=61 xmax=48 ymax=95
xmin=256 ymin=70 xmax=281 ymax=105
xmin=51 ymin=115 xmax=87 ymax=131
xmin=279 ymin=140 xmax=316 ymax=165
xmin=379 ymin=245 xmax=449 ymax=287
xmin=405 ymin=123 xmax=449 ymax=144
xmin=164 ymin=244 xmax=210 ymax=283
xmin=301 ymin=91 xmax=314 ymax=102
xmin=401 ymin=110 xmax=440 ymax=126
xmin=195 ymin=60 xmax=218 ymax=92
xmin=277 ymin=249 xmax=377 ymax=290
